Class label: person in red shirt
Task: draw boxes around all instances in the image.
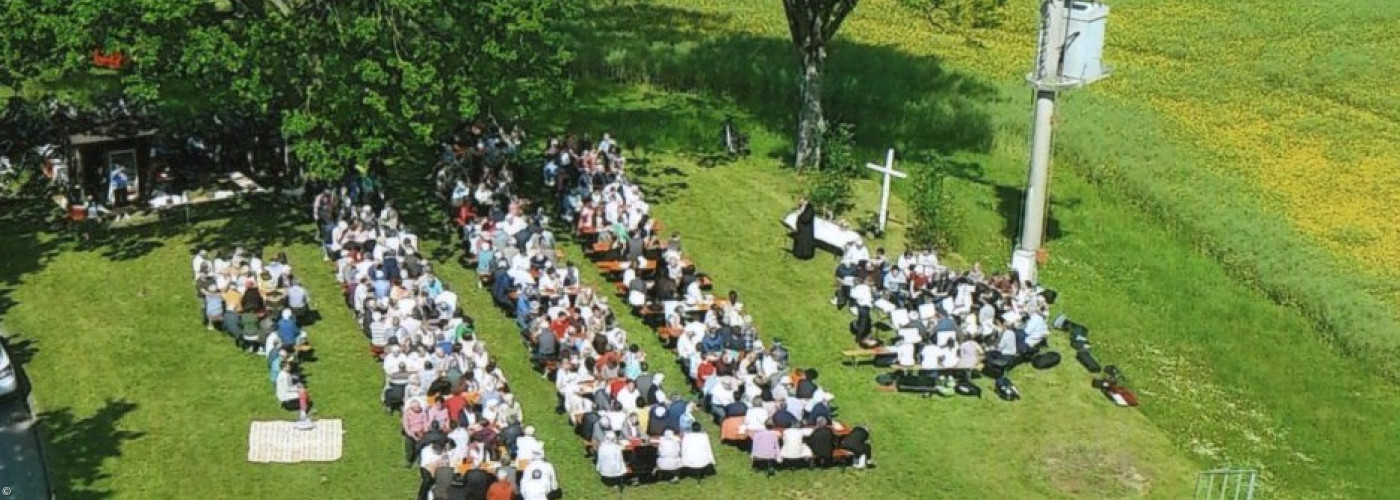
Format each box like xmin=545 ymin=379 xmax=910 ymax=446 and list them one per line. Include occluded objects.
xmin=909 ymin=266 xmax=930 ymax=294
xmin=696 ymin=353 xmax=718 ymax=389
xmin=549 ymin=312 xmax=570 ymax=341
xmin=486 ymin=468 xmax=516 ymax=500
xmin=445 ymin=387 xmax=468 ymax=426
xmin=608 ymin=377 xmax=628 ymax=398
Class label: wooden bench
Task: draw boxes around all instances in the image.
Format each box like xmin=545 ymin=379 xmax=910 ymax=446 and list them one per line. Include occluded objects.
xmin=840 ymin=347 xmax=893 ymax=367
xmin=589 ymin=241 xmax=612 ymax=254
xmin=656 ymin=326 xmax=682 ymax=340
xmin=598 ymin=260 xmax=658 ymax=274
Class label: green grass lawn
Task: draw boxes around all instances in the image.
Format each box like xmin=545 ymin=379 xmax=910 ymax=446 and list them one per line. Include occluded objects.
xmin=3 ymin=2 xmax=1399 ymax=499
xmin=2 ymin=80 xmax=1398 ymax=499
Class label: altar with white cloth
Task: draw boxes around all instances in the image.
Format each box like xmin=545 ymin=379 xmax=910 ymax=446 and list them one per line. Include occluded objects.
xmin=782 ymin=210 xmax=864 ymax=253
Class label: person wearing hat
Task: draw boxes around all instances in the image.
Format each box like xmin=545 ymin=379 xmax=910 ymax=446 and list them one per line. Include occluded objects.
xmin=275 ymin=308 xmax=302 ymax=349
xmin=596 ymin=432 xmax=628 ymax=491
xmin=519 ymin=451 xmax=557 ymax=500
xmin=646 ymin=403 xmax=669 ymax=438
xmin=515 ymin=425 xmax=544 ymax=462
xmin=655 ymin=428 xmax=683 ymax=482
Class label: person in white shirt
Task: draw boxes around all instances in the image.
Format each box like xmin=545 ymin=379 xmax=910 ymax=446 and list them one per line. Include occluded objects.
xmin=447 ymin=425 xmax=470 ymax=456
xmin=435 ymin=288 xmax=458 ymax=317
xmin=918 ymin=342 xmax=940 ymax=371
xmin=842 ymin=240 xmax=870 ymax=265
xmin=382 ymin=346 xmax=407 ymax=375
xmin=595 ymin=433 xmax=628 ymax=490
xmin=849 ymin=279 xmax=874 ymax=309
xmin=417 ymin=441 xmax=449 ymax=500
xmin=707 ymin=378 xmax=737 ymax=422
xmin=515 ymin=426 xmax=545 ymax=461
xmin=1022 ymin=310 xmax=1050 ymax=350
xmin=679 ymin=422 xmax=716 ymax=481
xmin=897 ymin=337 xmax=919 ymax=368
xmin=519 ymin=452 xmax=558 ymax=500
xmin=192 ymin=250 xmax=208 ymax=279
xmin=741 ymin=397 xmax=769 ymax=434
xmin=779 ymin=426 xmax=814 ymax=463
xmin=655 ymin=429 xmax=683 ymax=482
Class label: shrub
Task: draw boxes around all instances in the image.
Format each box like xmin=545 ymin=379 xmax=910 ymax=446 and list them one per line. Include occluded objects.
xmin=807 ymin=122 xmax=860 ymax=218
xmin=908 ymin=153 xmax=961 ymax=250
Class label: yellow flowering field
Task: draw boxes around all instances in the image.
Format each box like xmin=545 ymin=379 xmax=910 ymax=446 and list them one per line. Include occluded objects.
xmin=680 ymin=0 xmax=1400 ymax=306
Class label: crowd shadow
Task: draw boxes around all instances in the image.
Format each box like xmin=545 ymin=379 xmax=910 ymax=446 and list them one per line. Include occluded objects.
xmin=39 ymin=399 xmax=146 ymax=500
xmin=570 ymin=4 xmax=1000 ymax=160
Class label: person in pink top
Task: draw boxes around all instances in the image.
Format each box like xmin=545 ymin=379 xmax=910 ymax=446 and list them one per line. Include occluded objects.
xmin=426 ymin=397 xmax=451 ymax=431
xmin=749 ymin=423 xmax=781 ymax=477
xmin=402 ymin=399 xmax=428 ymax=467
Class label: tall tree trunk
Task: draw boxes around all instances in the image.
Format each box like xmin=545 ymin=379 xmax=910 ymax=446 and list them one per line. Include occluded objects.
xmin=795 ymin=47 xmax=825 ymax=172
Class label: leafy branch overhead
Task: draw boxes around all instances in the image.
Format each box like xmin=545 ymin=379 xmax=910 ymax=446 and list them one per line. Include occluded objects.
xmin=0 ymin=0 xmax=580 ymax=180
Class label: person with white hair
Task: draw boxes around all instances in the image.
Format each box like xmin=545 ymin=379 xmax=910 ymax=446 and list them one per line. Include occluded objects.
xmin=486 ymin=468 xmax=517 ymax=500
xmin=515 ymin=425 xmax=544 ymax=461
xmin=596 ymin=432 xmax=628 ymax=490
xmin=382 ymin=345 xmax=407 ymax=376
xmin=655 ymin=428 xmax=683 ymax=482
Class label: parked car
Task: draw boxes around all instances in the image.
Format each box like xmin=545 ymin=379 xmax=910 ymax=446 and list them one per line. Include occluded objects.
xmin=0 ymin=335 xmax=54 ymax=499
xmin=0 ymin=337 xmax=24 ymax=402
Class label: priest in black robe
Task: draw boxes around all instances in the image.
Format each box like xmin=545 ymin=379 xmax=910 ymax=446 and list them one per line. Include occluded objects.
xmin=792 ymin=198 xmax=816 ymax=260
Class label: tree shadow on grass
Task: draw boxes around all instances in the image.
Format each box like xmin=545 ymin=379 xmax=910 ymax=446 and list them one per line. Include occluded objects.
xmin=942 ymin=159 xmax=1077 ymax=245
xmin=570 ymin=4 xmax=1000 ymax=160
xmin=0 ymin=198 xmax=64 ymax=320
xmin=182 ymin=195 xmax=317 ymax=255
xmin=39 ymin=399 xmax=146 ymax=500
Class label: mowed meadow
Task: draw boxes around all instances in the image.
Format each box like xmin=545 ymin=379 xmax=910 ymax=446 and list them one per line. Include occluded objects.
xmin=574 ymin=0 xmax=1400 ymax=498
xmin=1 ymin=1 xmax=1398 ymax=499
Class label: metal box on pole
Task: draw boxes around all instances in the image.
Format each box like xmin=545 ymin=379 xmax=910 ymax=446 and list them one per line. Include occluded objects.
xmin=1062 ymin=2 xmax=1110 ymax=85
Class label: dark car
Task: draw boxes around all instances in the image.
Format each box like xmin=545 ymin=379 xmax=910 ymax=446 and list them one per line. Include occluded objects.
xmin=0 ymin=336 xmax=54 ymax=499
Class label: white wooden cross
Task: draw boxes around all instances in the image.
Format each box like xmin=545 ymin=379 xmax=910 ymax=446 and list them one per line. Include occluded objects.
xmin=866 ymin=148 xmax=906 ymax=233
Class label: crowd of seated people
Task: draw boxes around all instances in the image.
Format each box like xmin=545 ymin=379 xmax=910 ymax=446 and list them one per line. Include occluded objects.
xmin=434 ymin=129 xmax=719 ymax=491
xmin=542 ymin=132 xmax=875 ymax=473
xmin=832 ymin=240 xmax=1058 ymax=393
xmin=192 ymin=247 xmax=315 ymax=414
xmin=314 ymin=180 xmax=558 ymax=500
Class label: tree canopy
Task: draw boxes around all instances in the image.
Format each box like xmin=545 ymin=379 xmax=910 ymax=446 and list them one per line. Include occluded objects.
xmin=0 ymin=0 xmax=579 ymax=180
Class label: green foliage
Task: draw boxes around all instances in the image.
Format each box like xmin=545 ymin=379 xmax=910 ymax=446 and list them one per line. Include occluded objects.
xmin=907 ymin=153 xmax=960 ymax=250
xmin=0 ymin=0 xmax=580 ymax=180
xmin=807 ymin=122 xmax=859 ymax=217
xmin=897 ymin=0 xmax=1009 ymax=41
xmin=819 ymin=122 xmax=862 ymax=177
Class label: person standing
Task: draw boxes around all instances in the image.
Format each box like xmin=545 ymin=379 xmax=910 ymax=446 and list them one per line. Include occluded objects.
xmin=792 ymin=198 xmax=816 ymax=260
